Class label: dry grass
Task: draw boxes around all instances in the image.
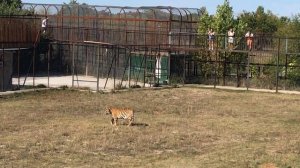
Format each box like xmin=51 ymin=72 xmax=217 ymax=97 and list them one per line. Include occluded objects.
xmin=0 ymin=87 xmax=300 ymax=167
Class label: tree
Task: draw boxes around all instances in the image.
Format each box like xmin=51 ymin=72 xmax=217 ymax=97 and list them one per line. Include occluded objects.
xmin=197 ymin=7 xmax=212 ymax=34
xmin=255 ymin=7 xmax=279 ymax=34
xmin=239 ymin=6 xmax=279 ymax=35
xmin=0 ymin=0 xmax=21 ymax=7
xmin=213 ymin=0 xmax=234 ymax=34
xmin=276 ymin=14 xmax=300 ymax=37
xmin=234 ymin=16 xmax=247 ymax=36
xmin=277 ymin=15 xmax=300 ymax=85
xmin=69 ymin=0 xmax=78 ymax=5
xmin=0 ymin=0 xmax=22 ymax=15
xmin=0 ymin=0 xmax=33 ymax=15
xmin=238 ymin=11 xmax=254 ymax=30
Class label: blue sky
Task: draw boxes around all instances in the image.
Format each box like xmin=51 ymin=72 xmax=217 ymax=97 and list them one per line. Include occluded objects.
xmin=22 ymin=0 xmax=300 ymax=17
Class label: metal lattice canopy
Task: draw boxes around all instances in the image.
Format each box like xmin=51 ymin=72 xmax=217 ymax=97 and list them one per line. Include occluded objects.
xmin=21 ymin=3 xmax=200 ymax=46
xmin=21 ymin=3 xmax=200 ymax=22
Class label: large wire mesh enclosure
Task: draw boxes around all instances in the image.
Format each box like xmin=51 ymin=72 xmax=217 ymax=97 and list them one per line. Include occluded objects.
xmin=0 ymin=3 xmax=300 ymax=92
xmin=21 ymin=3 xmax=199 ymax=45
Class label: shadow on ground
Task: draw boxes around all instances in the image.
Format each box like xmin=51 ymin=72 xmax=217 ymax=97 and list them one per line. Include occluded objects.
xmin=131 ymin=123 xmax=149 ymax=127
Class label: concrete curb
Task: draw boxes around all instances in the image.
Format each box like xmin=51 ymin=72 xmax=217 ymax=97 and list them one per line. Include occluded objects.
xmin=0 ymin=88 xmax=51 ymax=96
xmin=1 ymin=84 xmax=299 ymax=96
xmin=185 ymin=84 xmax=300 ymax=95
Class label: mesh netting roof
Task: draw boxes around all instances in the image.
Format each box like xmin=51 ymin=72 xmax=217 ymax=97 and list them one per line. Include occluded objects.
xmin=22 ymin=3 xmax=200 ymax=22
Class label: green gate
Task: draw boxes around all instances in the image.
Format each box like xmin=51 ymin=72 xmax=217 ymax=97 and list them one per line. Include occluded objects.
xmin=130 ymin=54 xmax=169 ymax=84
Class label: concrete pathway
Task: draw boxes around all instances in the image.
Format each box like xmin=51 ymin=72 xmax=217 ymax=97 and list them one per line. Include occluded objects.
xmin=1 ymin=76 xmax=299 ymax=96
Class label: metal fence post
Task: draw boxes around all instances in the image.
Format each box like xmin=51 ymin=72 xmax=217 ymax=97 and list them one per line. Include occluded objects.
xmin=128 ymin=49 xmax=131 ymax=88
xmin=96 ymin=45 xmax=100 ymax=91
xmin=17 ymin=45 xmax=20 ymax=89
xmin=246 ymin=51 xmax=250 ymax=91
xmin=214 ymin=36 xmax=218 ymax=89
xmin=33 ymin=44 xmax=36 ymax=89
xmin=1 ymin=43 xmax=4 ymax=92
xmin=72 ymin=43 xmax=75 ymax=88
xmin=276 ymin=38 xmax=281 ymax=93
xmin=47 ymin=43 xmax=51 ymax=88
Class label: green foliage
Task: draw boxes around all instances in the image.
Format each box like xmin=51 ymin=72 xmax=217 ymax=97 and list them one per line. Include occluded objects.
xmin=234 ymin=16 xmax=248 ymax=36
xmin=69 ymin=0 xmax=78 ymax=5
xmin=0 ymin=0 xmax=21 ymax=8
xmin=255 ymin=8 xmax=278 ymax=33
xmin=0 ymin=0 xmax=20 ymax=15
xmin=197 ymin=7 xmax=212 ymax=34
xmin=238 ymin=6 xmax=279 ymax=34
xmin=277 ymin=14 xmax=300 ymax=37
xmin=286 ymin=57 xmax=300 ymax=85
xmin=0 ymin=0 xmax=33 ymax=15
xmin=276 ymin=15 xmax=300 ymax=85
xmin=198 ymin=2 xmax=285 ymax=36
xmin=213 ymin=0 xmax=234 ymax=34
xmin=198 ymin=0 xmax=235 ymax=35
xmin=196 ymin=0 xmax=300 ymax=87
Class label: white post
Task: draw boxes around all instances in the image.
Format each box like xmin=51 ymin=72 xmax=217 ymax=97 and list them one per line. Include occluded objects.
xmin=155 ymin=56 xmax=161 ymax=81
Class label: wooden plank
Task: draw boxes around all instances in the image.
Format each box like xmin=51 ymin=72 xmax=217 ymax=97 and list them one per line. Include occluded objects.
xmin=83 ymin=40 xmax=115 ymax=46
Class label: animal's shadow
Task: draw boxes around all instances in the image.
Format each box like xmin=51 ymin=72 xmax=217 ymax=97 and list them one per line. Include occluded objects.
xmin=131 ymin=122 xmax=149 ymax=127
xmin=118 ymin=122 xmax=149 ymax=127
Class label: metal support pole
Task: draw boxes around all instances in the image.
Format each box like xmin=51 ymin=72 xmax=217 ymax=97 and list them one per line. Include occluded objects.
xmin=246 ymin=51 xmax=250 ymax=91
xmin=72 ymin=43 xmax=75 ymax=88
xmin=183 ymin=53 xmax=186 ymax=85
xmin=47 ymin=43 xmax=51 ymax=87
xmin=96 ymin=45 xmax=100 ymax=91
xmin=143 ymin=49 xmax=147 ymax=87
xmin=167 ymin=33 xmax=172 ymax=85
xmin=58 ymin=43 xmax=62 ymax=72
xmin=114 ymin=47 xmax=118 ymax=89
xmin=214 ymin=49 xmax=218 ymax=88
xmin=168 ymin=52 xmax=171 ymax=85
xmin=121 ymin=48 xmax=131 ymax=87
xmin=285 ymin=38 xmax=288 ymax=53
xmin=276 ymin=38 xmax=281 ymax=93
xmin=102 ymin=48 xmax=106 ymax=78
xmin=1 ymin=44 xmax=4 ymax=92
xmin=223 ymin=51 xmax=226 ymax=86
xmin=104 ymin=46 xmax=116 ymax=89
xmin=236 ymin=54 xmax=240 ymax=87
xmin=128 ymin=50 xmax=131 ymax=87
xmin=157 ymin=45 xmax=161 ymax=85
xmin=85 ymin=44 xmax=88 ymax=76
xmin=33 ymin=45 xmax=36 ymax=89
xmin=284 ymin=38 xmax=288 ymax=90
xmin=17 ymin=46 xmax=20 ymax=89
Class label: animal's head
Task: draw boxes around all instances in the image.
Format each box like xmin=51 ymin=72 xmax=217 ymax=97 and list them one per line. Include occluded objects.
xmin=105 ymin=106 xmax=111 ymax=115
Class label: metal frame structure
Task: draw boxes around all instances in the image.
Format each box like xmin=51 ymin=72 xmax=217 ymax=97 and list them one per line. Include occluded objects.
xmin=0 ymin=3 xmax=299 ymax=92
xmin=21 ymin=3 xmax=199 ymax=46
xmin=19 ymin=3 xmax=201 ymax=90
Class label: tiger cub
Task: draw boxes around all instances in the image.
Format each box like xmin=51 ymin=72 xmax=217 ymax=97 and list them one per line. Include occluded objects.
xmin=105 ymin=107 xmax=134 ymax=126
